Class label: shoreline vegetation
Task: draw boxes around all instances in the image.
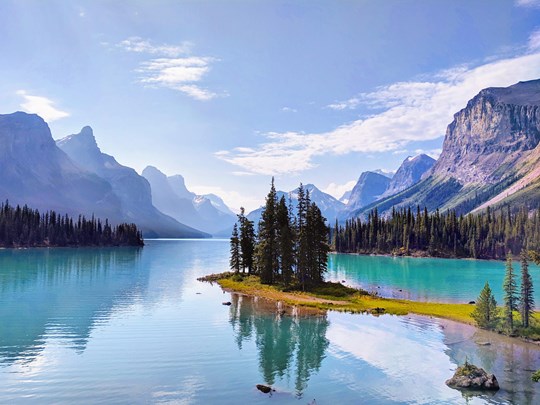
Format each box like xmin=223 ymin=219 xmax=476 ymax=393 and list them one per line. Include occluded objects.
xmin=333 ymin=206 xmax=540 ymax=261
xmin=0 ymin=201 xmax=144 ymax=248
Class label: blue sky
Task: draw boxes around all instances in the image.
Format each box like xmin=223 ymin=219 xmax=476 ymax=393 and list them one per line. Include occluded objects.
xmin=1 ymin=0 xmax=540 ymax=211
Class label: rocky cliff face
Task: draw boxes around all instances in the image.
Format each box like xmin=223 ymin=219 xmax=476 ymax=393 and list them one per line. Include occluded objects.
xmin=432 ymin=80 xmax=540 ymax=184
xmin=382 ymin=154 xmax=435 ymax=198
xmin=349 ymin=79 xmax=540 ymax=219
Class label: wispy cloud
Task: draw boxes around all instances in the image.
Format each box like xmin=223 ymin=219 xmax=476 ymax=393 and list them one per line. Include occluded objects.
xmin=217 ymin=47 xmax=540 ymax=176
xmin=528 ymin=29 xmax=540 ymax=51
xmin=16 ymin=90 xmax=69 ymax=122
xmin=116 ymin=37 xmax=221 ymax=101
xmin=281 ymin=106 xmax=297 ymax=113
xmin=516 ymin=0 xmax=540 ymax=7
xmin=327 ymin=97 xmax=360 ymax=110
xmin=117 ymin=36 xmax=193 ymax=57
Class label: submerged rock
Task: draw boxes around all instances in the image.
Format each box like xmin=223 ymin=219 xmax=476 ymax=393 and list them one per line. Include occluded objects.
xmin=446 ymin=362 xmax=499 ymax=391
xmin=256 ymin=384 xmax=273 ymax=394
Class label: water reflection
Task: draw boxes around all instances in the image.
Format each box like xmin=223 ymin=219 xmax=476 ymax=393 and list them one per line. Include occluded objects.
xmin=0 ymin=247 xmax=144 ymax=365
xmin=442 ymin=321 xmax=540 ymax=405
xmin=228 ymin=294 xmax=329 ymax=397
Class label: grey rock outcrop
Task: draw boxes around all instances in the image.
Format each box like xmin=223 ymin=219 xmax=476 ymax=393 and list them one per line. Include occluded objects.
xmin=433 ymin=80 xmax=540 ymax=185
xmin=446 ymin=363 xmax=499 ymax=391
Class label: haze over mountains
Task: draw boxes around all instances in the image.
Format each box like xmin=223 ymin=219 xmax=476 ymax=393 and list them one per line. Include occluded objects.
xmin=0 ymin=80 xmax=539 ymax=236
xmin=141 ymin=166 xmax=236 ymax=235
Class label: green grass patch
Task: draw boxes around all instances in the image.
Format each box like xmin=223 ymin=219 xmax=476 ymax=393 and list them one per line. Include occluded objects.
xmin=201 ymin=273 xmax=476 ymax=324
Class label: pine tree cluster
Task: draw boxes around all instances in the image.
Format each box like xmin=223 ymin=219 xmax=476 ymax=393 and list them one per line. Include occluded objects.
xmin=334 ymin=206 xmax=540 ymax=260
xmin=0 ymin=201 xmax=144 ymax=247
xmin=472 ymin=250 xmax=535 ymax=334
xmin=230 ymin=181 xmax=330 ymax=288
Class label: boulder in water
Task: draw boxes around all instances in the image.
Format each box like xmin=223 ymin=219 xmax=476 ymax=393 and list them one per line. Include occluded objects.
xmin=256 ymin=384 xmax=273 ymax=394
xmin=446 ymin=362 xmax=499 ymax=391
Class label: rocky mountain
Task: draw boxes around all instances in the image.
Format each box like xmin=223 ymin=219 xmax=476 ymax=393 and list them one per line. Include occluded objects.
xmin=350 ymin=79 xmax=540 ymax=218
xmin=0 ymin=112 xmax=122 ymax=219
xmin=56 ymin=127 xmax=206 ymax=238
xmin=380 ymin=154 xmax=435 ymax=198
xmin=142 ymin=166 xmax=236 ymax=235
xmin=346 ymin=172 xmax=391 ymax=213
xmin=247 ymin=184 xmax=345 ymax=225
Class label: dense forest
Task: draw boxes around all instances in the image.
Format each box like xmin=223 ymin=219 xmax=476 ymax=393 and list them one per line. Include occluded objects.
xmin=0 ymin=201 xmax=144 ymax=247
xmin=230 ymin=180 xmax=329 ymax=289
xmin=333 ymin=206 xmax=540 ymax=260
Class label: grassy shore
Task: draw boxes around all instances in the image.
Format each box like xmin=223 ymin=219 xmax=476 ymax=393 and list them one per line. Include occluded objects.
xmin=199 ymin=272 xmax=476 ymax=324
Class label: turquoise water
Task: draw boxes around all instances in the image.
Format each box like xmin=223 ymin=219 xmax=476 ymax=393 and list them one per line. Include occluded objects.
xmin=327 ymin=254 xmax=540 ymax=304
xmin=0 ymin=240 xmax=539 ymax=404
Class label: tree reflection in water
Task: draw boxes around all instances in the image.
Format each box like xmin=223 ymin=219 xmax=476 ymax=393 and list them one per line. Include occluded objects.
xmin=228 ymin=293 xmax=329 ymax=397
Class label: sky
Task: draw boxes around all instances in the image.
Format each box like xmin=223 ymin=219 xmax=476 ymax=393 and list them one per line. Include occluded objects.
xmin=1 ymin=0 xmax=540 ymax=212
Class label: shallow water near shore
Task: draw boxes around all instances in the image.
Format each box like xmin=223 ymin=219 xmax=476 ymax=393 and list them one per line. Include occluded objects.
xmin=1 ymin=239 xmax=539 ymax=404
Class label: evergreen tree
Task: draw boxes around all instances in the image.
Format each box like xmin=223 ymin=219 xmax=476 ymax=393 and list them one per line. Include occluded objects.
xmin=520 ymin=250 xmax=534 ymax=328
xmin=296 ymin=185 xmax=310 ymax=290
xmin=471 ymin=281 xmax=498 ymax=329
xmin=503 ymin=253 xmax=518 ymax=332
xmin=276 ymin=196 xmax=295 ymax=286
xmin=238 ymin=207 xmax=255 ymax=273
xmin=258 ymin=178 xmax=279 ymax=284
xmin=230 ymin=223 xmax=241 ymax=272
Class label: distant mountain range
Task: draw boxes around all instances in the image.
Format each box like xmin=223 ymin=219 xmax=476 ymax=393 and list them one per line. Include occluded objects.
xmin=1 ymin=79 xmax=538 ymax=237
xmin=0 ymin=111 xmax=240 ymax=238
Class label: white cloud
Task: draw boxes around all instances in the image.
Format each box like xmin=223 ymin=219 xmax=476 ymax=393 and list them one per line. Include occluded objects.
xmin=117 ymin=36 xmax=192 ymax=57
xmin=117 ymin=37 xmax=221 ymax=101
xmin=528 ymin=29 xmax=540 ymax=51
xmin=327 ymin=97 xmax=360 ymax=110
xmin=516 ymin=0 xmax=540 ymax=7
xmin=16 ymin=90 xmax=69 ymax=122
xmin=217 ymin=49 xmax=540 ymax=176
xmin=281 ymin=106 xmax=297 ymax=113
xmin=322 ymin=180 xmax=357 ymax=200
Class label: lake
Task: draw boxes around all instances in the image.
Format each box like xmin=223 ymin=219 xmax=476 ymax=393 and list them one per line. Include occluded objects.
xmin=327 ymin=253 xmax=540 ymax=304
xmin=1 ymin=239 xmax=539 ymax=404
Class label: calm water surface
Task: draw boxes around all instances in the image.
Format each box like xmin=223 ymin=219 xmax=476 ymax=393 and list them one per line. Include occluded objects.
xmin=1 ymin=240 xmax=539 ymax=404
xmin=327 ymin=254 xmax=540 ymax=304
